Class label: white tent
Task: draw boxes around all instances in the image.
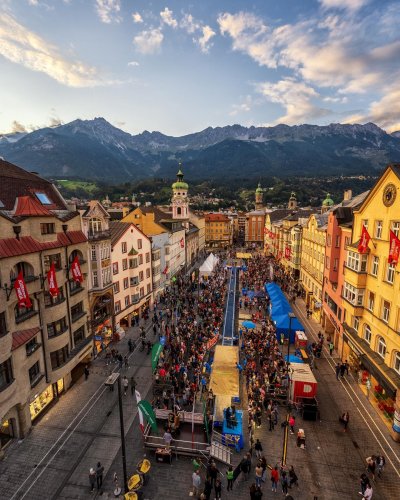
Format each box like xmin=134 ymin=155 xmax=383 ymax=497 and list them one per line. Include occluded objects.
xmin=199 ymin=253 xmax=219 ymax=277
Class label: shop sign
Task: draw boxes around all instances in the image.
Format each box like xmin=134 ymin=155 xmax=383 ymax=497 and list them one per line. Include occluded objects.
xmin=347 ymin=339 xmax=363 ymax=357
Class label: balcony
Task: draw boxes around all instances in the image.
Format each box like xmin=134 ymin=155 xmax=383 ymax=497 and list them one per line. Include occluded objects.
xmin=88 ymin=229 xmax=111 ymax=241
xmin=131 ymin=294 xmax=140 ymax=304
xmin=130 ymin=277 xmax=139 ymax=287
xmin=69 ymin=282 xmax=85 ymax=296
xmin=69 ymin=335 xmax=93 ymax=359
xmin=30 ymin=373 xmax=45 ymax=389
xmin=71 ymin=310 xmax=87 ymax=323
xmin=26 ymin=342 xmax=41 ymax=357
xmin=15 ymin=310 xmax=38 ymax=324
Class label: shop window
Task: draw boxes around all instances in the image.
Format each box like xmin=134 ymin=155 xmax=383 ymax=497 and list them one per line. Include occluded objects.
xmin=114 ymin=281 xmax=120 ymax=294
xmin=371 ymin=256 xmax=379 ymax=277
xmin=121 ymin=242 xmax=127 ymax=253
xmin=73 ymin=325 xmax=85 ymax=345
xmin=0 ymin=311 xmax=7 ymax=337
xmin=386 ymin=263 xmax=395 ymax=284
xmin=30 ymin=385 xmax=54 ymax=420
xmin=364 ymin=324 xmax=372 ymax=344
xmin=375 ymin=220 xmax=383 ymax=239
xmin=377 ymin=337 xmax=386 ymax=359
xmin=394 ymin=353 xmax=400 ymax=375
xmin=122 ymin=259 xmax=128 ymax=271
xmin=50 ymin=345 xmax=69 ymax=369
xmin=0 ymin=358 xmax=14 ymax=391
xmin=47 ymin=317 xmax=68 ymax=338
xmin=44 ymin=253 xmax=62 ymax=272
xmin=382 ymin=301 xmax=390 ymax=323
xmin=29 ymin=361 xmax=41 ymax=387
xmin=40 ymin=223 xmax=55 ymax=235
xmin=44 ymin=286 xmax=65 ymax=307
xmin=123 ymin=277 xmax=129 ymax=289
xmin=367 ymin=292 xmax=375 ymax=312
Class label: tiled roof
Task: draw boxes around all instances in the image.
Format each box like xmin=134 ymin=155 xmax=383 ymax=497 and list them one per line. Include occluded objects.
xmin=205 ymin=213 xmax=230 ymax=222
xmin=0 ymin=159 xmax=67 ymax=211
xmin=268 ymin=209 xmax=293 ymax=223
xmin=109 ymin=221 xmax=131 ymax=247
xmin=14 ymin=196 xmax=53 ymax=217
xmin=0 ymin=231 xmax=87 ymax=259
xmin=12 ymin=327 xmax=40 ymax=351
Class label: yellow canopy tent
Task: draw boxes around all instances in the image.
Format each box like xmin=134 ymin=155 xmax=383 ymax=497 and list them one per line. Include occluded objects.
xmin=236 ymin=252 xmax=252 ymax=259
xmin=210 ymin=346 xmax=239 ymax=397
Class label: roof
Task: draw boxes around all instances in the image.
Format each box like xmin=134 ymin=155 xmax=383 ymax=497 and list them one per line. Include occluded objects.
xmin=247 ymin=210 xmax=266 ymax=216
xmin=14 ymin=196 xmax=53 ymax=217
xmin=205 ymin=213 xmax=230 ymax=222
xmin=284 ymin=209 xmax=314 ymax=221
xmin=12 ymin=327 xmax=40 ymax=350
xmin=109 ymin=221 xmax=131 ymax=247
xmin=0 ymin=231 xmax=87 ymax=259
xmin=268 ymin=209 xmax=293 ymax=223
xmin=0 ymin=158 xmax=67 ymax=211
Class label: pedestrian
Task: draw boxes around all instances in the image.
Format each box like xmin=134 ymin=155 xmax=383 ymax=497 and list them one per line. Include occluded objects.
xmin=376 ymin=455 xmax=385 ymax=478
xmin=329 ymin=341 xmax=334 ymax=356
xmin=214 ymin=478 xmax=222 ymax=499
xmin=192 ymin=470 xmax=201 ymax=497
xmin=130 ymin=376 xmax=136 ymax=396
xmin=208 ymin=462 xmax=218 ymax=488
xmin=226 ymin=465 xmax=234 ymax=491
xmin=84 ymin=365 xmax=89 ymax=380
xmin=281 ymin=470 xmax=288 ymax=494
xmin=340 ymin=362 xmax=346 ymax=377
xmin=128 ymin=339 xmax=133 ymax=352
xmin=255 ymin=461 xmax=263 ymax=487
xmin=255 ymin=438 xmax=263 ymax=459
xmin=89 ymin=467 xmax=96 ymax=492
xmin=288 ymin=466 xmax=298 ymax=488
xmin=124 ymin=355 xmax=129 ymax=369
xmin=344 ymin=359 xmax=349 ymax=375
xmin=250 ymin=483 xmax=257 ymax=500
xmin=203 ymin=475 xmax=212 ymax=500
xmin=254 ymin=485 xmax=263 ymax=499
xmin=363 ymin=483 xmax=373 ymax=500
xmin=359 ymin=473 xmax=370 ymax=496
xmin=163 ymin=429 xmax=173 ymax=449
xmin=271 ymin=466 xmax=279 ymax=492
xmin=96 ymin=461 xmax=104 ymax=490
xmin=122 ymin=376 xmax=128 ymax=396
xmin=289 ymin=415 xmax=295 ymax=434
xmin=335 ymin=362 xmax=341 ymax=380
xmin=339 ymin=411 xmax=349 ymax=431
xmin=366 ymin=456 xmax=376 ymax=481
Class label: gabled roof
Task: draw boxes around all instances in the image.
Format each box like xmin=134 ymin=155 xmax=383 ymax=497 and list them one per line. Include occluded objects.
xmin=268 ymin=209 xmax=294 ymax=223
xmin=14 ymin=196 xmax=53 ymax=217
xmin=81 ymin=200 xmax=110 ymax=219
xmin=205 ymin=213 xmax=230 ymax=222
xmin=12 ymin=327 xmax=41 ymax=351
xmin=109 ymin=221 xmax=131 ymax=247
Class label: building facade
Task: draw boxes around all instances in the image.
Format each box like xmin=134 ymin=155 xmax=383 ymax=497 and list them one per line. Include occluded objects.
xmin=205 ymin=213 xmax=233 ymax=248
xmin=0 ymin=160 xmax=91 ymax=451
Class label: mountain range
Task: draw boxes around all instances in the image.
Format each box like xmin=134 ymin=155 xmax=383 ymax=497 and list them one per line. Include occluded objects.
xmin=1 ymin=117 xmax=400 ymax=182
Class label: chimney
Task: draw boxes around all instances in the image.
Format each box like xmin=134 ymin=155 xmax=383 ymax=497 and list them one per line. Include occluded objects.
xmin=343 ymin=189 xmax=352 ymax=201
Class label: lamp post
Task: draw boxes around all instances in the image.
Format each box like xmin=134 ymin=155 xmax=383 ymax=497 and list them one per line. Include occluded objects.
xmin=288 ymin=312 xmax=295 ymax=362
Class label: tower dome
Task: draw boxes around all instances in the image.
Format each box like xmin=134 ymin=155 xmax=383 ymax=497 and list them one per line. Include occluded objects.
xmin=322 ymin=193 xmax=334 ymax=207
xmin=256 ymin=182 xmax=263 ymax=194
xmin=171 ymin=165 xmax=189 ymax=220
xmin=172 ymin=169 xmax=188 ymax=190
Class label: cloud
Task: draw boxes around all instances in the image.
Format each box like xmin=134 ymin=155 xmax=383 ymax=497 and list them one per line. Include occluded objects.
xmin=160 ymin=7 xmax=177 ymax=28
xmin=95 ymin=0 xmax=121 ymax=24
xmin=127 ymin=61 xmax=139 ymax=67
xmin=132 ymin=12 xmax=143 ymax=23
xmin=197 ymin=25 xmax=215 ymax=53
xmin=318 ymin=0 xmax=369 ymax=11
xmin=180 ymin=13 xmax=215 ymax=53
xmin=133 ymin=28 xmax=163 ymax=54
xmin=257 ymin=78 xmax=331 ymax=124
xmin=0 ymin=13 xmax=110 ymax=87
xmin=230 ymin=95 xmax=253 ymax=116
xmin=11 ymin=120 xmax=27 ymax=133
xmin=180 ymin=13 xmax=199 ymax=34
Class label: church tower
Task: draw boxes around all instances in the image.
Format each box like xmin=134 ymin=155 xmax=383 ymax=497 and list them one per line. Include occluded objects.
xmin=171 ymin=166 xmax=189 ymax=220
xmin=288 ymin=191 xmax=297 ymax=210
xmin=255 ymin=183 xmax=263 ymax=210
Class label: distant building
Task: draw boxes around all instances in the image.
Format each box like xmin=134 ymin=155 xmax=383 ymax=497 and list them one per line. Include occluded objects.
xmin=245 ymin=184 xmax=266 ymax=247
xmin=205 ymin=213 xmax=233 ymax=248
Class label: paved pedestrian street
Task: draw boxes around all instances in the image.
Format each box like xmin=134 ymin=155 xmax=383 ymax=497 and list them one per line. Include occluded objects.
xmin=0 ymin=255 xmax=399 ymax=500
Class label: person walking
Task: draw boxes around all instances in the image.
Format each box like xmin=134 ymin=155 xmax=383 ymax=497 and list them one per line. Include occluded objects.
xmin=255 ymin=461 xmax=263 ymax=487
xmin=163 ymin=429 xmax=173 ymax=450
xmin=340 ymin=411 xmax=349 ymax=432
xmin=122 ymin=376 xmax=129 ymax=396
xmin=359 ymin=473 xmax=371 ymax=496
xmin=376 ymin=455 xmax=385 ymax=478
xmin=130 ymin=376 xmax=136 ymax=396
xmin=335 ymin=363 xmax=341 ymax=380
xmin=363 ymin=483 xmax=373 ymax=500
xmin=89 ymin=467 xmax=96 ymax=492
xmin=96 ymin=461 xmax=104 ymax=491
xmin=329 ymin=341 xmax=334 ymax=356
xmin=192 ymin=470 xmax=201 ymax=497
xmin=289 ymin=415 xmax=295 ymax=434
xmin=366 ymin=456 xmax=376 ymax=481
xmin=255 ymin=438 xmax=263 ymax=459
xmin=226 ymin=465 xmax=234 ymax=491
xmin=281 ymin=470 xmax=288 ymax=495
xmin=271 ymin=466 xmax=279 ymax=492
xmin=84 ymin=365 xmax=89 ymax=380
xmin=288 ymin=466 xmax=298 ymax=488
xmin=214 ymin=478 xmax=222 ymax=499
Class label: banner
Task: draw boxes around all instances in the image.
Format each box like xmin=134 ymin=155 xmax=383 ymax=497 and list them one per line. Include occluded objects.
xmin=151 ymin=342 xmax=163 ymax=371
xmin=388 ymin=230 xmax=400 ymax=265
xmin=47 ymin=262 xmax=59 ymax=297
xmin=137 ymin=400 xmax=158 ymax=433
xmin=205 ymin=334 xmax=219 ymax=351
xmin=180 ymin=237 xmax=185 ymax=248
xmin=357 ymin=225 xmax=371 ymax=254
xmin=14 ymin=271 xmax=32 ymax=308
xmin=70 ymin=255 xmax=83 ymax=282
xmin=284 ymin=246 xmax=291 ymax=259
xmin=135 ymin=389 xmax=144 ymax=433
xmin=162 ymin=266 xmax=169 ymax=275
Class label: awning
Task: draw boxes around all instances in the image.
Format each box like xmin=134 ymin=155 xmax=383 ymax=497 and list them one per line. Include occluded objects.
xmin=343 ymin=323 xmax=400 ymax=399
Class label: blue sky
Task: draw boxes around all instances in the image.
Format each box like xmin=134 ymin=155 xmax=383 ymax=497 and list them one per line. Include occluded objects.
xmin=0 ymin=0 xmax=399 ymax=136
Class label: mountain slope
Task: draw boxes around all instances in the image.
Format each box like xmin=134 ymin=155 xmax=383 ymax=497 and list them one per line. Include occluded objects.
xmin=1 ymin=118 xmax=400 ymax=181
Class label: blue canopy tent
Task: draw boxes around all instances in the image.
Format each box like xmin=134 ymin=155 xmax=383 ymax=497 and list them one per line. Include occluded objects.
xmin=285 ymin=354 xmax=304 ymax=364
xmin=273 ymin=314 xmax=305 ymax=343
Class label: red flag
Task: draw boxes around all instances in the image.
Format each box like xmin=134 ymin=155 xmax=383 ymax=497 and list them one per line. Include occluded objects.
xmin=162 ymin=266 xmax=169 ymax=275
xmin=357 ymin=225 xmax=371 ymax=254
xmin=284 ymin=246 xmax=291 ymax=259
xmin=14 ymin=271 xmax=32 ymax=308
xmin=70 ymin=255 xmax=83 ymax=283
xmin=47 ymin=262 xmax=59 ymax=297
xmin=180 ymin=237 xmax=185 ymax=248
xmin=388 ymin=230 xmax=400 ymax=265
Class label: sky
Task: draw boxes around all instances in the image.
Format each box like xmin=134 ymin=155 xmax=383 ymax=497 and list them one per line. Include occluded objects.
xmin=0 ymin=0 xmax=399 ymax=136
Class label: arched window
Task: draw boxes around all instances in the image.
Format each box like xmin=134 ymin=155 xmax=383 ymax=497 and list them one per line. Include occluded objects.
xmin=177 ymin=207 xmax=181 ymax=215
xmin=10 ymin=262 xmax=35 ymax=283
xmin=394 ymin=352 xmax=400 ymax=374
xmin=364 ymin=324 xmax=372 ymax=344
xmin=14 ymin=302 xmax=35 ymax=323
xmin=69 ymin=249 xmax=84 ymax=264
xmin=89 ymin=218 xmax=102 ymax=235
xmin=377 ymin=337 xmax=386 ymax=358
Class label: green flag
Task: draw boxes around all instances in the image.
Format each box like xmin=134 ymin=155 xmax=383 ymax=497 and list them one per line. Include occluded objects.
xmin=151 ymin=342 xmax=163 ymax=372
xmin=138 ymin=400 xmax=158 ymax=433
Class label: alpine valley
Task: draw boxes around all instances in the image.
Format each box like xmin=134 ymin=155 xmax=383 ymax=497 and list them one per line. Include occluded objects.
xmin=1 ymin=117 xmax=400 ymax=182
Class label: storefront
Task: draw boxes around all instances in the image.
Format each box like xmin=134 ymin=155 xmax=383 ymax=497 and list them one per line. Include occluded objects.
xmin=0 ymin=418 xmax=15 ymax=448
xmin=29 ymin=379 xmax=65 ymax=422
xmin=343 ymin=326 xmax=400 ymax=431
xmin=93 ymin=317 xmax=113 ymax=354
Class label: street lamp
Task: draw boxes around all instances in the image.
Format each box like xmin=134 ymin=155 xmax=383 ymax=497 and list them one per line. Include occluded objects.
xmin=288 ymin=312 xmax=295 ymax=362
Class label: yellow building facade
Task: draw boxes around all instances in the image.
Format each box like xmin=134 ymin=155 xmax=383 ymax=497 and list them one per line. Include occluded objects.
xmin=341 ymin=165 xmax=400 ymax=438
xmin=300 ymin=214 xmax=328 ymax=323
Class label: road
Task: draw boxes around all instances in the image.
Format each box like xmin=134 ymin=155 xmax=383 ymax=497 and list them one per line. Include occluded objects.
xmin=221 ymin=266 xmax=238 ymax=346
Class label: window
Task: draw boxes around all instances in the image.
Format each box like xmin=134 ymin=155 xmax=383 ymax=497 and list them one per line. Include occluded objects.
xmin=353 ymin=317 xmax=359 ymax=332
xmin=91 ymin=245 xmax=97 ymax=261
xmin=35 ymin=192 xmax=51 ymax=204
xmin=386 ymin=263 xmax=395 ymax=284
xmin=121 ymin=242 xmax=127 ymax=253
xmin=367 ymin=292 xmax=375 ymax=312
xmin=47 ymin=317 xmax=68 ymax=338
xmin=71 ymin=302 xmax=84 ymax=322
xmin=69 ymin=280 xmax=83 ymax=295
xmin=371 ymin=256 xmax=379 ymax=277
xmin=0 ymin=312 xmax=7 ymax=337
xmin=346 ymin=251 xmax=367 ymax=272
xmin=93 ymin=271 xmax=98 ymax=288
xmin=123 ymin=277 xmax=129 ymax=289
xmin=147 ymin=283 xmax=151 ymax=294
xmin=335 ymin=235 xmax=340 ymax=248
xmin=140 ymin=287 xmax=144 ymax=298
xmin=333 ymin=258 xmax=338 ymax=271
xmin=130 ymin=276 xmax=139 ymax=286
xmin=122 ymin=258 xmax=128 ymax=271
xmin=40 ymin=223 xmax=55 ymax=235
xmin=377 ymin=337 xmax=386 ymax=358
xmin=11 ymin=261 xmax=35 ymax=282
xmin=89 ymin=218 xmax=102 ymax=235
xmin=125 ymin=296 xmax=130 ymax=307
xmin=139 ymin=271 xmax=144 ymax=281
xmin=146 ymin=268 xmax=151 ymax=278
xmin=345 ymin=236 xmax=350 ymax=246
xmin=364 ymin=324 xmax=372 ymax=344
xmin=129 ymin=258 xmax=138 ymax=269
xmin=362 ymin=219 xmax=368 ymax=230
xmin=26 ymin=337 xmax=40 ymax=356
xmin=375 ymin=220 xmax=383 ymax=239
xmin=73 ymin=325 xmax=85 ymax=345
xmin=137 ymin=239 xmax=142 ymax=249
xmin=131 ymin=294 xmax=139 ymax=304
xmin=44 ymin=286 xmax=65 ymax=307
xmin=112 ymin=262 xmax=119 ymax=275
xmin=392 ymin=221 xmax=400 ymax=238
xmin=43 ymin=253 xmax=62 ymax=272
xmin=115 ymin=301 xmax=121 ymax=313
xmin=138 ymin=255 xmax=143 ymax=265
xmin=50 ymin=345 xmax=69 ymax=369
xmin=325 ymin=256 xmax=330 ymax=269
xmin=15 ymin=303 xmax=36 ymax=323
xmin=394 ymin=353 xmax=400 ymax=375
xmin=114 ymin=281 xmax=120 ymax=294
xmin=146 ymin=252 xmax=150 ymax=263
xmin=343 ymin=282 xmax=364 ymax=306
xmin=382 ymin=300 xmax=390 ymax=323
xmin=29 ymin=361 xmax=41 ymax=386
xmin=0 ymin=358 xmax=14 ymax=390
